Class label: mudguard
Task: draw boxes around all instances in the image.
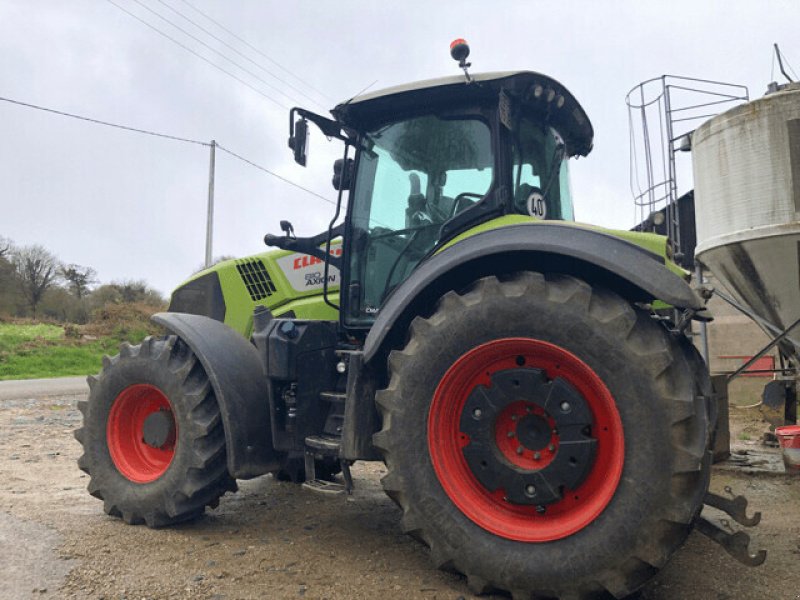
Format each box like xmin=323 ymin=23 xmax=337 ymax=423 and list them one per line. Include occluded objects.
xmin=363 ymin=223 xmax=705 ymax=363
xmin=152 ymin=312 xmax=279 ymax=479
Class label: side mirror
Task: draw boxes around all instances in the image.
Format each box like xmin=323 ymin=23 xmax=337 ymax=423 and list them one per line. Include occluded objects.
xmin=288 ymin=118 xmax=308 ymax=166
xmin=332 ymin=158 xmax=355 ymax=190
xmin=280 ymin=220 xmax=295 ymax=238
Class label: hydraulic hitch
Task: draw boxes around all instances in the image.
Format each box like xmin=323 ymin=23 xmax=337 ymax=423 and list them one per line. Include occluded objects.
xmin=696 ymin=488 xmax=766 ymax=567
xmin=703 ymin=488 xmax=761 ymax=527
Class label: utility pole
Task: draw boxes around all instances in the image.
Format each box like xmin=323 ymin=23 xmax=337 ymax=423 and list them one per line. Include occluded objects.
xmin=205 ymin=140 xmax=216 ymax=268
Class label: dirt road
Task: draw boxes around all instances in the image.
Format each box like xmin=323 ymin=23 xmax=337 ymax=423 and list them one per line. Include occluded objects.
xmin=1 ymin=383 xmax=799 ymax=600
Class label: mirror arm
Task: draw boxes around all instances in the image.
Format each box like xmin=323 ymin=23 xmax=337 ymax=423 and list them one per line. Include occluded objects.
xmin=291 ymin=107 xmax=348 ymax=141
xmin=264 ymin=223 xmax=345 ymax=270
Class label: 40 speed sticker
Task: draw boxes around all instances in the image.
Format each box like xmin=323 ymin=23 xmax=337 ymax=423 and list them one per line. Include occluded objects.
xmin=275 ymin=242 xmax=342 ymax=293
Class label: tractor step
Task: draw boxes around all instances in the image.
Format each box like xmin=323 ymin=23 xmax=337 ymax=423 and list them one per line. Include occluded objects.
xmin=319 ymin=391 xmax=346 ymax=404
xmin=305 ymin=434 xmax=341 ymax=454
xmin=335 ymin=348 xmax=361 ymax=356
xmin=301 ymin=478 xmax=347 ymax=495
xmin=301 ymin=445 xmax=354 ymax=496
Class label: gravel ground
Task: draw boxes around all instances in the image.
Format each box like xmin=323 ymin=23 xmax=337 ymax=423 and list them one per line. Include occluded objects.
xmin=1 ymin=387 xmax=799 ymax=600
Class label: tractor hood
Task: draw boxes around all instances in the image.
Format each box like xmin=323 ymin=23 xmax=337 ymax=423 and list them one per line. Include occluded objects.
xmin=331 ymin=71 xmax=594 ymax=157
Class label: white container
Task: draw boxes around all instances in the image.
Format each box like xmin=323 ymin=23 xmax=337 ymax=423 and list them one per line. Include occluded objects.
xmin=693 ymin=83 xmax=800 ymax=347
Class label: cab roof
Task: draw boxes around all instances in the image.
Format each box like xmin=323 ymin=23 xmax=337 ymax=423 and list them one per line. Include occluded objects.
xmin=331 ymin=71 xmax=594 ymax=157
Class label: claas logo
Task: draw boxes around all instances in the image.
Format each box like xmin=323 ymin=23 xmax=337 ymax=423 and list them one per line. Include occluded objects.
xmin=292 ymin=247 xmax=342 ymax=270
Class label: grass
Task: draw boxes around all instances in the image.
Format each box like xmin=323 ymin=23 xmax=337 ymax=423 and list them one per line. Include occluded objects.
xmin=0 ymin=316 xmax=159 ymax=380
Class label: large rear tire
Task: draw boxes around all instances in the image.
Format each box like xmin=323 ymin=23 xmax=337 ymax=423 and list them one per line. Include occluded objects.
xmin=373 ymin=273 xmax=712 ymax=599
xmin=75 ymin=335 xmax=236 ymax=527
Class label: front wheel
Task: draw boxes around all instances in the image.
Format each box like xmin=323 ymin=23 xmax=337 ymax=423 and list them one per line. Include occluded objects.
xmin=373 ymin=273 xmax=712 ymax=599
xmin=75 ymin=335 xmax=236 ymax=527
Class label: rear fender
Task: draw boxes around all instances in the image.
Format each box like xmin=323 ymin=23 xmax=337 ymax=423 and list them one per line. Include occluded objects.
xmin=152 ymin=312 xmax=279 ymax=479
xmin=363 ymin=223 xmax=705 ymax=364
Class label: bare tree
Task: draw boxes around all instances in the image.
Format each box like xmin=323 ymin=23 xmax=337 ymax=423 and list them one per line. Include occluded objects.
xmin=61 ymin=264 xmax=97 ymax=299
xmin=0 ymin=237 xmax=11 ymax=259
xmin=13 ymin=244 xmax=59 ymax=318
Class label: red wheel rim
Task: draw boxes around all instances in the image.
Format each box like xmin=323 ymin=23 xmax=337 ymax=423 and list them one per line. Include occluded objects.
xmin=428 ymin=338 xmax=624 ymax=542
xmin=107 ymin=384 xmax=176 ymax=483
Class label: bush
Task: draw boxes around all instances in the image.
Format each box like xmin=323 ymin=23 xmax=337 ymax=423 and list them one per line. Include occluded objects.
xmin=64 ymin=323 xmax=81 ymax=339
xmin=86 ymin=302 xmax=164 ymax=342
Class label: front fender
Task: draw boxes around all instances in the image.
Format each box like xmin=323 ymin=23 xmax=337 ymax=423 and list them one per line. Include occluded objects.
xmin=363 ymin=223 xmax=704 ymax=363
xmin=152 ymin=312 xmax=279 ymax=479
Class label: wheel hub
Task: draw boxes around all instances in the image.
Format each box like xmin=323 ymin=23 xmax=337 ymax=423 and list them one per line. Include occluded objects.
xmin=515 ymin=413 xmax=552 ymax=451
xmin=142 ymin=409 xmax=176 ymax=450
xmin=459 ymin=367 xmax=596 ymax=506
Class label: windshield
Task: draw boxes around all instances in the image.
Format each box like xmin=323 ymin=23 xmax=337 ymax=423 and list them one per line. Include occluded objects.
xmin=347 ymin=114 xmax=493 ymax=324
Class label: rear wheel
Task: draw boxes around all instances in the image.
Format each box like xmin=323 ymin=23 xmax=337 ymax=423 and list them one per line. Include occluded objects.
xmin=374 ymin=273 xmax=711 ymax=599
xmin=75 ymin=335 xmax=236 ymax=527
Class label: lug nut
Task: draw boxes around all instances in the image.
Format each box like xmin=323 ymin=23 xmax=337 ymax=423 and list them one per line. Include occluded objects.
xmin=534 ymin=451 xmax=541 ymax=460
xmin=511 ymin=415 xmax=518 ymax=421
xmin=560 ymin=401 xmax=571 ymax=412
xmin=472 ymin=408 xmax=483 ymax=419
xmin=525 ymin=484 xmax=536 ymax=497
xmin=507 ymin=431 xmax=515 ymax=438
xmin=548 ymin=443 xmax=555 ymax=452
xmin=516 ymin=445 xmax=524 ymax=455
xmin=336 ymin=361 xmax=347 ymax=374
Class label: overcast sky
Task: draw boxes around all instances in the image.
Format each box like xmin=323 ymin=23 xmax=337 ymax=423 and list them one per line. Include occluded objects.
xmin=1 ymin=0 xmax=798 ymax=295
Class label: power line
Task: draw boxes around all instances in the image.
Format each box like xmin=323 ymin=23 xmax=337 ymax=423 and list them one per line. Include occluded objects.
xmin=126 ymin=0 xmax=310 ymax=110
xmin=215 ymin=143 xmax=336 ymax=206
xmin=154 ymin=0 xmax=328 ymax=111
xmin=0 ymin=93 xmax=337 ymax=206
xmin=0 ymin=95 xmax=210 ymax=146
xmin=104 ymin=0 xmax=289 ymax=109
xmin=177 ymin=0 xmax=334 ymax=104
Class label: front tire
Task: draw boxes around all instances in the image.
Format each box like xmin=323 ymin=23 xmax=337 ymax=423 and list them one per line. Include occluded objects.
xmin=373 ymin=273 xmax=711 ymax=599
xmin=75 ymin=335 xmax=236 ymax=527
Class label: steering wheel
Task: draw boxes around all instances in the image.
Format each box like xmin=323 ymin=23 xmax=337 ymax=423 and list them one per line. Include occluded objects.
xmin=450 ymin=192 xmax=483 ymax=218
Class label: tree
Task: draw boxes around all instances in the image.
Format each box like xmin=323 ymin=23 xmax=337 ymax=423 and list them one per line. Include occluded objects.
xmin=13 ymin=244 xmax=59 ymax=318
xmin=0 ymin=237 xmax=21 ymax=316
xmin=0 ymin=237 xmax=10 ymax=260
xmin=40 ymin=286 xmax=82 ymax=322
xmin=87 ymin=284 xmax=123 ymax=311
xmin=61 ymin=264 xmax=97 ymax=300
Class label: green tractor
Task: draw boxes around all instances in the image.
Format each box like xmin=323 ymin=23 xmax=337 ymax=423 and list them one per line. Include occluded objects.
xmin=76 ymin=41 xmax=758 ymax=598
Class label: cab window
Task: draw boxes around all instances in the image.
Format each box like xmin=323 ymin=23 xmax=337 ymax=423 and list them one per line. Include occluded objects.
xmin=511 ymin=119 xmax=573 ymax=221
xmin=347 ymin=115 xmax=493 ymax=324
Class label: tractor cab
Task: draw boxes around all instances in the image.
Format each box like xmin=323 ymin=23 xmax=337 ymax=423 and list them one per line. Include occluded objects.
xmin=281 ymin=65 xmax=594 ymax=326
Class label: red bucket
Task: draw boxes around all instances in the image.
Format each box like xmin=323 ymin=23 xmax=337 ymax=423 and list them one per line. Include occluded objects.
xmin=776 ymin=425 xmax=800 ymax=474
